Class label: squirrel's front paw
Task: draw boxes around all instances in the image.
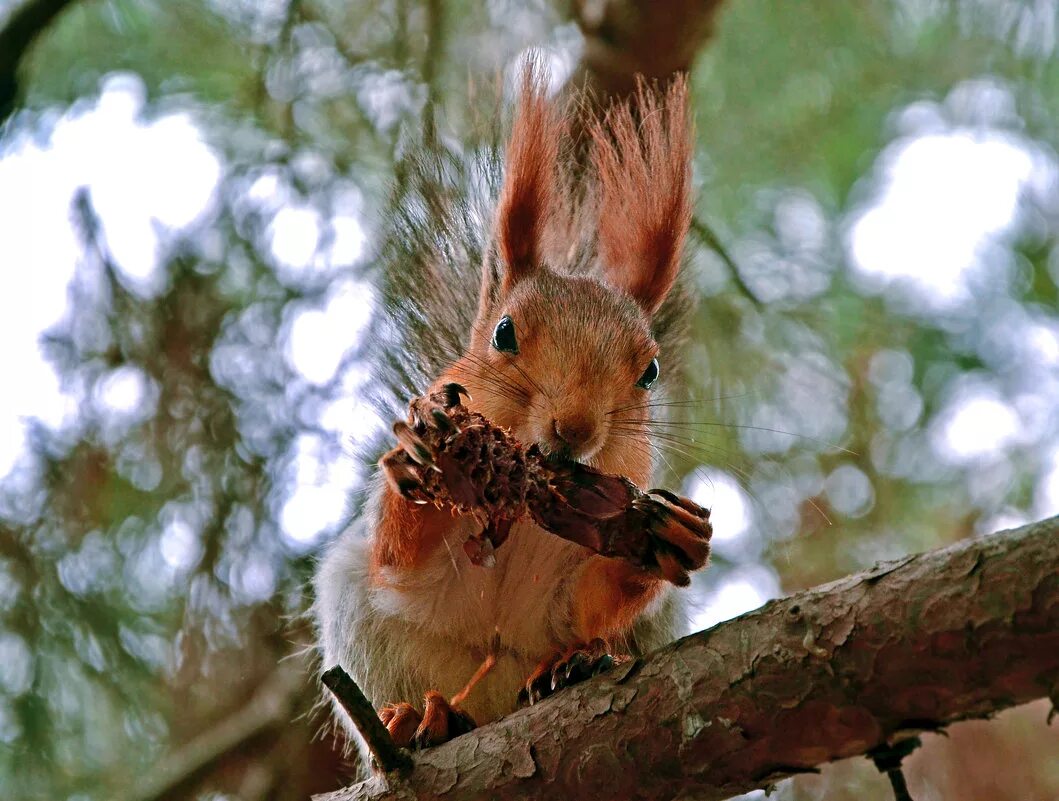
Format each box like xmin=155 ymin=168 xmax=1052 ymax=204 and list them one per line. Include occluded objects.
xmin=636 ymin=488 xmax=712 ymax=586
xmin=538 ymin=475 xmax=713 ymax=585
xmin=582 ymin=487 xmax=711 ymax=586
xmin=379 ymin=691 xmax=476 ymax=749
xmin=380 ymin=383 xmax=476 ymax=503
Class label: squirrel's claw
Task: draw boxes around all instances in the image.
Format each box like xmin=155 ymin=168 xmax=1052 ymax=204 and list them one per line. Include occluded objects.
xmin=379 ymin=702 xmax=422 ymax=749
xmin=519 ymin=640 xmax=615 ymax=708
xmin=384 ymin=392 xmax=481 ymax=506
xmin=648 ymin=487 xmax=711 ymax=519
xmin=653 ymin=548 xmax=692 ymax=586
xmin=393 ymin=420 xmax=437 ymax=469
xmin=518 ymin=666 xmax=553 ymax=707
xmin=379 ymin=693 xmax=475 ymax=750
xmin=551 ymin=639 xmax=612 ymax=690
xmin=434 ymin=382 xmax=470 ymax=409
xmin=430 ymin=407 xmax=458 ymax=434
xmin=380 ymin=454 xmax=423 ymax=498
xmin=411 ymin=691 xmax=476 ymax=749
xmin=640 ymin=493 xmax=712 ymax=584
xmin=408 ymin=394 xmax=461 ymax=436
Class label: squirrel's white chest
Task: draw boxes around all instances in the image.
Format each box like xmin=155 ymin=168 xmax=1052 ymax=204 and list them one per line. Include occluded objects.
xmin=373 ymin=517 xmax=588 ymax=657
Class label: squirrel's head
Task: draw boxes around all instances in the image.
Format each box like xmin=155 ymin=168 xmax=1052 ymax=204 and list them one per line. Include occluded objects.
xmin=442 ymin=65 xmax=692 ymax=488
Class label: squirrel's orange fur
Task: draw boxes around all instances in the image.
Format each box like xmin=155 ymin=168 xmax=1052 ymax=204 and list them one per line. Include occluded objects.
xmin=315 ymin=63 xmax=696 ymax=755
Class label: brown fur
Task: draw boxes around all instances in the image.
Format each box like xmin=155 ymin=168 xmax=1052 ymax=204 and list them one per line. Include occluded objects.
xmin=370 ymin=483 xmax=454 ymax=571
xmin=494 ymin=62 xmax=564 ymax=292
xmin=593 ymin=76 xmax=693 ymax=314
xmin=573 ymin=557 xmax=664 ymax=642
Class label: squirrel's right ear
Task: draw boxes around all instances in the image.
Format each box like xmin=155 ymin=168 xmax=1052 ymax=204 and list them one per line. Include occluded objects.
xmin=593 ymin=77 xmax=693 ymax=316
xmin=492 ymin=59 xmax=563 ymax=295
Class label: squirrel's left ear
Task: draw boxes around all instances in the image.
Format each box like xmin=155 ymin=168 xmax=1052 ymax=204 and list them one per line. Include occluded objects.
xmin=493 ymin=59 xmax=563 ymax=295
xmin=593 ymin=76 xmax=692 ymax=316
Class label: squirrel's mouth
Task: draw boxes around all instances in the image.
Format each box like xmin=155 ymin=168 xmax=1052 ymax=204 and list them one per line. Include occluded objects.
xmin=539 ymin=443 xmax=592 ymax=468
xmin=543 ymin=449 xmax=576 ymax=466
xmin=532 ymin=422 xmax=604 ymax=467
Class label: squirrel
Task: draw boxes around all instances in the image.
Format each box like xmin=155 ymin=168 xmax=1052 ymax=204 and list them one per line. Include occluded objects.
xmin=313 ymin=63 xmax=710 ymax=755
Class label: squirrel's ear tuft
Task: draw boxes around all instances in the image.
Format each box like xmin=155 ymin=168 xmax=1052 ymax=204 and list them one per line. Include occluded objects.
xmin=494 ymin=57 xmax=563 ymax=294
xmin=593 ymin=76 xmax=693 ymax=316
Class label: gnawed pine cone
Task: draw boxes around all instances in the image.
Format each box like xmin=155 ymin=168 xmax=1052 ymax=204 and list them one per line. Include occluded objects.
xmin=380 ymin=383 xmax=712 ymax=586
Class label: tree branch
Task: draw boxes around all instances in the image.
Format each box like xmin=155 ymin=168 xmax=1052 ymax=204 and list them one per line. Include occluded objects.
xmin=563 ymin=1 xmax=749 ymax=297
xmin=568 ymin=0 xmax=726 ymax=100
xmin=562 ymin=0 xmax=727 ymax=151
xmin=314 ymin=515 xmax=1059 ymax=801
xmin=121 ymin=663 xmax=305 ymax=801
xmin=691 ymin=216 xmax=763 ymax=309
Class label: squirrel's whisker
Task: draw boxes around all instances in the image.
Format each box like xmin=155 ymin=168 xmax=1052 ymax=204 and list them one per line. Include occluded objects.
xmin=608 ymin=417 xmax=855 ymax=456
xmin=460 ymin=352 xmax=548 ymax=415
xmin=467 ymin=321 xmax=553 ymax=404
xmin=608 ymin=426 xmax=738 ymax=467
xmin=604 ymin=394 xmax=750 ymax=417
xmin=607 ymin=423 xmax=749 ymax=475
xmin=459 ymin=358 xmax=533 ymax=400
xmin=461 ymin=351 xmax=531 ymax=396
xmin=608 ymin=426 xmax=834 ymax=527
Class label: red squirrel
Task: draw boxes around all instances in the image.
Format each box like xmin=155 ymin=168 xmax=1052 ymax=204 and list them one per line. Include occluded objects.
xmin=314 ymin=65 xmax=710 ymax=753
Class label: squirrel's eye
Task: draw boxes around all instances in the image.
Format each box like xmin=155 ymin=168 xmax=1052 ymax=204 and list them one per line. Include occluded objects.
xmin=636 ymin=358 xmax=659 ymax=390
xmin=491 ymin=315 xmax=518 ymax=354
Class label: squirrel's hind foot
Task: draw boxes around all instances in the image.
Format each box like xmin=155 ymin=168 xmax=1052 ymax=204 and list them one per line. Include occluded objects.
xmin=517 ymin=639 xmax=615 ymax=707
xmin=379 ymin=691 xmax=476 ymax=750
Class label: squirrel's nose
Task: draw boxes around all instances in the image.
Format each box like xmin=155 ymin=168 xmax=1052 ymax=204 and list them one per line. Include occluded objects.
xmin=552 ymin=414 xmax=599 ymax=456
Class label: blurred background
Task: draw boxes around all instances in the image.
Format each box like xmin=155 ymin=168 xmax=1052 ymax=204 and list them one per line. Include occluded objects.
xmin=2 ymin=1 xmax=1059 ymax=799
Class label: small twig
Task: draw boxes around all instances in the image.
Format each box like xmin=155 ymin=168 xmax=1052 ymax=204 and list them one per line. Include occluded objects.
xmin=869 ymin=737 xmax=921 ymax=801
xmin=690 ymin=216 xmax=763 ymax=308
xmin=1047 ymin=675 xmax=1058 ymax=725
xmin=321 ymin=665 xmax=413 ymax=776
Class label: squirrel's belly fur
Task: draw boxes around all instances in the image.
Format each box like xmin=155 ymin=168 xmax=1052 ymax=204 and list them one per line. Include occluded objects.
xmin=313 ymin=477 xmax=676 ymax=735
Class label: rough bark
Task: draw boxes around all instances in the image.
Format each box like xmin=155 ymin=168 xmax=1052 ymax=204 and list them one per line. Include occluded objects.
xmin=314 ymin=515 xmax=1059 ymax=801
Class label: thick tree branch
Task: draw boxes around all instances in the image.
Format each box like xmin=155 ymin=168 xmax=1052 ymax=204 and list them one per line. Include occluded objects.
xmin=562 ymin=0 xmax=727 ymax=149
xmin=315 ymin=515 xmax=1059 ymax=801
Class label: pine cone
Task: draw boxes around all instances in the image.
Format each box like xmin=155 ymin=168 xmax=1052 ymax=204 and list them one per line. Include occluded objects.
xmin=381 ymin=384 xmax=712 ymax=585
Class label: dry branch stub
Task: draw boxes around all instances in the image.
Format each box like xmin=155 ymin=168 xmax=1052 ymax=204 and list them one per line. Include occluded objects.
xmin=321 ymin=666 xmax=413 ymax=776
